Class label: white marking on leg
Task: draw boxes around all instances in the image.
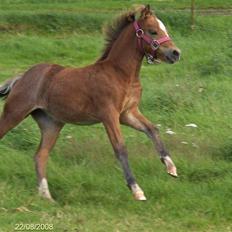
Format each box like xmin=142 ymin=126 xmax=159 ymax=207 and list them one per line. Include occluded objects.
xmin=38 ymin=178 xmax=53 ymax=200
xmin=157 ymin=18 xmax=168 ymax=36
xmin=131 ymin=183 xmax=147 ymax=201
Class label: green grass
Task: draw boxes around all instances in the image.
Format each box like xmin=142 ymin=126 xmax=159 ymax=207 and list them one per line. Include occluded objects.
xmin=0 ymin=1 xmax=232 ymax=231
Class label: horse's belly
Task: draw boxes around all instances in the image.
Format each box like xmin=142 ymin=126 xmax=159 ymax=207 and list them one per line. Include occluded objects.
xmin=46 ymin=102 xmax=100 ymax=125
xmin=52 ymin=112 xmax=100 ymax=125
xmin=74 ymin=120 xmax=100 ymax=125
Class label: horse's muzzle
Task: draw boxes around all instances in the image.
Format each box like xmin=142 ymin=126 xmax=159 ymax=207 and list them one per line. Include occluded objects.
xmin=165 ymin=48 xmax=181 ymax=64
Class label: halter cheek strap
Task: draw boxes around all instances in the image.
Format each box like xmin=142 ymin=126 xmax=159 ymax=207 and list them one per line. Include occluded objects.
xmin=133 ymin=21 xmax=171 ymax=63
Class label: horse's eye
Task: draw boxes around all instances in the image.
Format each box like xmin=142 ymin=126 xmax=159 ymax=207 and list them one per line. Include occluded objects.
xmin=149 ymin=30 xmax=157 ymax=36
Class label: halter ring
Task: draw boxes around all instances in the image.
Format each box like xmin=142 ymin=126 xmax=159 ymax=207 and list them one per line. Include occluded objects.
xmin=136 ymin=29 xmax=144 ymax=38
xmin=151 ymin=40 xmax=160 ymax=50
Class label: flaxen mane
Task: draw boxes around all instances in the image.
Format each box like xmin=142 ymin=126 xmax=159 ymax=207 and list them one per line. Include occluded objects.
xmin=97 ymin=8 xmax=139 ymax=61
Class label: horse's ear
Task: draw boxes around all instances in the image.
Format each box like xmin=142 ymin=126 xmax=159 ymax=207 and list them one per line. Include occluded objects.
xmin=140 ymin=4 xmax=152 ymax=18
xmin=129 ymin=5 xmax=145 ymax=21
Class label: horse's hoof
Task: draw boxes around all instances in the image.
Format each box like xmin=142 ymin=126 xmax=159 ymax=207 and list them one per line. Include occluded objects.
xmin=39 ymin=192 xmax=55 ymax=202
xmin=44 ymin=195 xmax=55 ymax=202
xmin=43 ymin=196 xmax=55 ymax=203
xmin=39 ymin=191 xmax=56 ymax=203
xmin=47 ymin=197 xmax=56 ymax=203
xmin=38 ymin=178 xmax=55 ymax=202
xmin=131 ymin=183 xmax=147 ymax=201
xmin=161 ymin=156 xmax=178 ymax=177
xmin=167 ymin=167 xmax=178 ymax=178
xmin=133 ymin=191 xmax=147 ymax=201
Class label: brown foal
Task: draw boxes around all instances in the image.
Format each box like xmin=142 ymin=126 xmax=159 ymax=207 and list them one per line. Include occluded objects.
xmin=0 ymin=5 xmax=180 ymax=201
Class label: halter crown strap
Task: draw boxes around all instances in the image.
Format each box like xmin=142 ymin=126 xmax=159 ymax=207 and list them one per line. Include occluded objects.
xmin=133 ymin=21 xmax=171 ymax=61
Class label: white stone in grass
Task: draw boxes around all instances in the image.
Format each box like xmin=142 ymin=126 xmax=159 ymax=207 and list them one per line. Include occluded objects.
xmin=66 ymin=135 xmax=72 ymax=139
xmin=192 ymin=143 xmax=199 ymax=148
xmin=165 ymin=129 xmax=176 ymax=135
xmin=181 ymin=141 xmax=188 ymax=145
xmin=185 ymin=123 xmax=198 ymax=128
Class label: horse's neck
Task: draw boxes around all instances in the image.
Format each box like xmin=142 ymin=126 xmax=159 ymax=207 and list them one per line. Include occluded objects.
xmin=106 ymin=24 xmax=144 ymax=82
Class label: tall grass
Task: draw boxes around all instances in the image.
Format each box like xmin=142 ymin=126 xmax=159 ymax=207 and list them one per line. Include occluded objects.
xmin=0 ymin=1 xmax=232 ymax=231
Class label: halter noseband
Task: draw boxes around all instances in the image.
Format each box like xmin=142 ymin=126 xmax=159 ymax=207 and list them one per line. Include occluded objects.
xmin=133 ymin=21 xmax=171 ymax=64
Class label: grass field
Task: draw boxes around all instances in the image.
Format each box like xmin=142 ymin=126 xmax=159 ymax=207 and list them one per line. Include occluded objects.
xmin=0 ymin=1 xmax=232 ymax=231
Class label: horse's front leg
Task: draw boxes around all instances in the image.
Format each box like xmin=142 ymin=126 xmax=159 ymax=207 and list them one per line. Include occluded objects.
xmin=102 ymin=111 xmax=146 ymax=200
xmin=120 ymin=107 xmax=177 ymax=177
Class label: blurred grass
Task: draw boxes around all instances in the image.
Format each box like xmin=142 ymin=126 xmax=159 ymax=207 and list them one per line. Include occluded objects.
xmin=0 ymin=0 xmax=232 ymax=232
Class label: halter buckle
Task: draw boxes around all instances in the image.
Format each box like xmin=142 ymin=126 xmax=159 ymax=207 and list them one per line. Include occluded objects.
xmin=136 ymin=29 xmax=144 ymax=38
xmin=146 ymin=54 xmax=154 ymax=64
xmin=151 ymin=40 xmax=160 ymax=50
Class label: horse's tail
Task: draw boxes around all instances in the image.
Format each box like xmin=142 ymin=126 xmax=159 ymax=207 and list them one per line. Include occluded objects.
xmin=0 ymin=76 xmax=21 ymax=99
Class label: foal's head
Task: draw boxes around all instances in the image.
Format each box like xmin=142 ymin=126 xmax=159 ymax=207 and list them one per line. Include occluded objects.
xmin=136 ymin=5 xmax=181 ymax=64
xmin=98 ymin=5 xmax=180 ymax=64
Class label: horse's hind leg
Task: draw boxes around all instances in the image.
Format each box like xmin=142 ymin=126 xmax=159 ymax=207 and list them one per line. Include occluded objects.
xmin=0 ymin=98 xmax=34 ymax=139
xmin=31 ymin=110 xmax=63 ymax=201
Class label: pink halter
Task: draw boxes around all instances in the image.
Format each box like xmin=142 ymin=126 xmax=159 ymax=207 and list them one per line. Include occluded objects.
xmin=133 ymin=21 xmax=171 ymax=63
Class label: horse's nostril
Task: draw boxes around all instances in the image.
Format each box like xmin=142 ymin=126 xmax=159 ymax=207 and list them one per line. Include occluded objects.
xmin=172 ymin=49 xmax=180 ymax=58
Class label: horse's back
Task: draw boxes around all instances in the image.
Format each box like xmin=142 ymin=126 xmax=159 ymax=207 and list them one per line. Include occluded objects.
xmin=5 ymin=63 xmax=65 ymax=107
xmin=13 ymin=63 xmax=65 ymax=90
xmin=22 ymin=63 xmax=65 ymax=82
